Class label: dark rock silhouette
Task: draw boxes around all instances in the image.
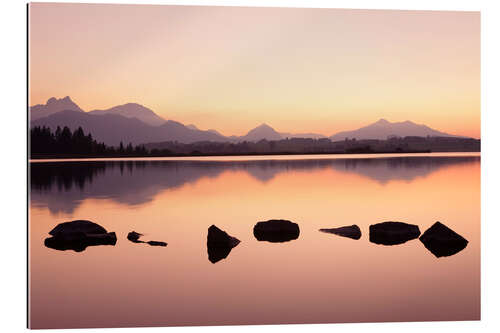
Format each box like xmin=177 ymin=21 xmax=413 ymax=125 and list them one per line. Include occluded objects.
xmin=319 ymin=225 xmax=361 ymax=240
xmin=127 ymin=231 xmax=144 ymax=243
xmin=253 ymin=219 xmax=300 ymax=243
xmin=419 ymin=222 xmax=468 ymax=257
xmin=369 ymin=221 xmax=420 ymax=245
xmin=147 ymin=240 xmax=167 ymax=247
xmin=44 ymin=220 xmax=116 ymax=252
xmin=127 ymin=231 xmax=167 ymax=247
xmin=206 ymin=225 xmax=240 ymax=263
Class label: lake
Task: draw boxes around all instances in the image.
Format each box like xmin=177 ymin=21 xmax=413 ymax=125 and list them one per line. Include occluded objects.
xmin=28 ymin=153 xmax=481 ymax=328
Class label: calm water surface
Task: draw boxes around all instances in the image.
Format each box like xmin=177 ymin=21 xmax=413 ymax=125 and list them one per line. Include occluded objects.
xmin=29 ymin=153 xmax=480 ymax=328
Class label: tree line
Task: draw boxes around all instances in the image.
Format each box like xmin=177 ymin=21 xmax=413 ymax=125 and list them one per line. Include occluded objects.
xmin=30 ymin=126 xmax=151 ymax=158
xmin=30 ymin=125 xmax=480 ymax=159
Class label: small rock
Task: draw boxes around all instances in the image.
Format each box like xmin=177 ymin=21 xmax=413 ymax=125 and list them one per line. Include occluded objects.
xmin=320 ymin=225 xmax=361 ymax=240
xmin=147 ymin=240 xmax=167 ymax=247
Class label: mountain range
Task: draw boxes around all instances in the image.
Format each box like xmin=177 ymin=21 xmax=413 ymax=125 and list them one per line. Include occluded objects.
xmin=30 ymin=96 xmax=465 ymax=146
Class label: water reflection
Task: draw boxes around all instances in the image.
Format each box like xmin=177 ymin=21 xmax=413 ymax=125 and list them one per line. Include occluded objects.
xmin=30 ymin=156 xmax=480 ymax=215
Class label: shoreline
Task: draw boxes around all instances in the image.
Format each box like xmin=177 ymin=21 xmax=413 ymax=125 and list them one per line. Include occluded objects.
xmin=29 ymin=151 xmax=481 ymax=163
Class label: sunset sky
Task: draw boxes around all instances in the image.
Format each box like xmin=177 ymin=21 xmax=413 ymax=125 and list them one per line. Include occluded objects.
xmin=29 ymin=3 xmax=480 ymax=138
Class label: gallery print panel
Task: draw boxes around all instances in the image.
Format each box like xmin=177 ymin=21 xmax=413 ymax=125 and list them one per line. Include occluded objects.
xmin=28 ymin=2 xmax=480 ymax=329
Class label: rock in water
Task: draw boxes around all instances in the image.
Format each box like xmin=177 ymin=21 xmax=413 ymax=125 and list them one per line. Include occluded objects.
xmin=369 ymin=221 xmax=420 ymax=245
xmin=253 ymin=219 xmax=300 ymax=243
xmin=147 ymin=240 xmax=167 ymax=247
xmin=419 ymin=222 xmax=468 ymax=257
xmin=44 ymin=220 xmax=116 ymax=252
xmin=319 ymin=225 xmax=361 ymax=240
xmin=49 ymin=220 xmax=107 ymax=236
xmin=127 ymin=231 xmax=167 ymax=247
xmin=127 ymin=231 xmax=145 ymax=243
xmin=207 ymin=225 xmax=240 ymax=263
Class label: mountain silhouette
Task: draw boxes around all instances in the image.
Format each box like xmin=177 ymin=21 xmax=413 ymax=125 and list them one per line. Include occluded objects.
xmin=240 ymin=123 xmax=283 ymax=141
xmin=30 ymin=97 xmax=470 ymax=145
xmin=30 ymin=96 xmax=84 ymax=121
xmin=330 ymin=119 xmax=462 ymax=141
xmin=30 ymin=110 xmax=227 ymax=146
xmin=88 ymin=103 xmax=166 ymax=126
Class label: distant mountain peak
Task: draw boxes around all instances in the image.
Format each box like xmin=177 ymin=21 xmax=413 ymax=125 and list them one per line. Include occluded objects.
xmin=330 ymin=118 xmax=460 ymax=141
xmin=375 ymin=118 xmax=390 ymax=125
xmin=88 ymin=102 xmax=166 ymax=126
xmin=30 ymin=96 xmax=84 ymax=121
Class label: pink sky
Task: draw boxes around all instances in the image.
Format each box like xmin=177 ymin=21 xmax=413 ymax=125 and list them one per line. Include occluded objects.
xmin=29 ymin=3 xmax=480 ymax=138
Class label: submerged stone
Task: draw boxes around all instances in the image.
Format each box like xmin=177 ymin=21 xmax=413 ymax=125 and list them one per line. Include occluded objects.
xmin=207 ymin=225 xmax=240 ymax=263
xmin=147 ymin=240 xmax=167 ymax=247
xmin=419 ymin=221 xmax=468 ymax=258
xmin=319 ymin=225 xmax=361 ymax=240
xmin=127 ymin=231 xmax=167 ymax=247
xmin=253 ymin=219 xmax=300 ymax=243
xmin=369 ymin=221 xmax=420 ymax=245
xmin=127 ymin=231 xmax=144 ymax=243
xmin=44 ymin=220 xmax=116 ymax=252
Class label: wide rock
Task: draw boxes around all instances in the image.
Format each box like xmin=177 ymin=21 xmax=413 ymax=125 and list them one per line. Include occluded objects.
xmin=419 ymin=222 xmax=468 ymax=257
xmin=44 ymin=220 xmax=116 ymax=252
xmin=207 ymin=225 xmax=240 ymax=263
xmin=49 ymin=220 xmax=108 ymax=236
xmin=253 ymin=219 xmax=300 ymax=243
xmin=369 ymin=221 xmax=420 ymax=245
xmin=319 ymin=225 xmax=361 ymax=240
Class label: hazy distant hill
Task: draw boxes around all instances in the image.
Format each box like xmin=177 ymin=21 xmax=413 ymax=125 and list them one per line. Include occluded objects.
xmin=30 ymin=96 xmax=84 ymax=121
xmin=30 ymin=97 xmax=470 ymax=147
xmin=31 ymin=110 xmax=227 ymax=146
xmin=329 ymin=119 xmax=461 ymax=141
xmin=88 ymin=103 xmax=166 ymax=126
xmin=239 ymin=123 xmax=283 ymax=141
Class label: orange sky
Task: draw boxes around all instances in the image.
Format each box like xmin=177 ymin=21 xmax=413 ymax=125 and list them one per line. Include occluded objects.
xmin=29 ymin=3 xmax=480 ymax=138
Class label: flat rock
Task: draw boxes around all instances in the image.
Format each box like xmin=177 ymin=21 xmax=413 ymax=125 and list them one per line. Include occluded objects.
xmin=369 ymin=221 xmax=420 ymax=245
xmin=147 ymin=240 xmax=167 ymax=247
xmin=49 ymin=220 xmax=108 ymax=236
xmin=253 ymin=219 xmax=300 ymax=243
xmin=319 ymin=225 xmax=361 ymax=240
xmin=207 ymin=225 xmax=240 ymax=263
xmin=45 ymin=220 xmax=116 ymax=252
xmin=419 ymin=222 xmax=468 ymax=257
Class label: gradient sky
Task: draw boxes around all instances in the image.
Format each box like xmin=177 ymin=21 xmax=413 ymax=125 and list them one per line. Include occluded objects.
xmin=29 ymin=3 xmax=480 ymax=138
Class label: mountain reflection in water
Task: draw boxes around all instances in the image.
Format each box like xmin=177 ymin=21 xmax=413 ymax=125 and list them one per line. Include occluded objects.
xmin=30 ymin=155 xmax=479 ymax=215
